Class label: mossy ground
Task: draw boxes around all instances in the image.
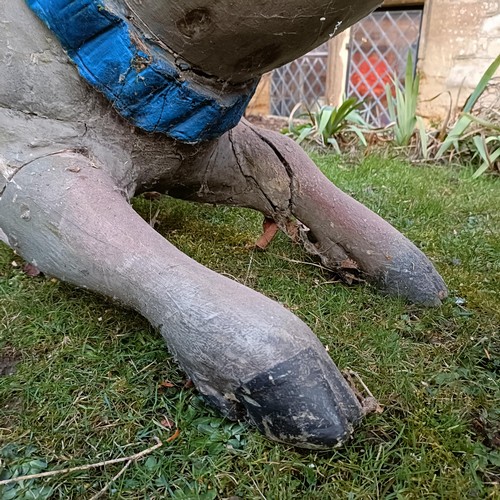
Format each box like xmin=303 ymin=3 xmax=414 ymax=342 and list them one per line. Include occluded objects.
xmin=0 ymin=155 xmax=498 ymax=499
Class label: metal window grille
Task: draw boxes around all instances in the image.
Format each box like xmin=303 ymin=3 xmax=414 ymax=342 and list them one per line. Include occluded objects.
xmin=270 ymin=43 xmax=329 ymax=116
xmin=346 ymin=9 xmax=423 ymax=126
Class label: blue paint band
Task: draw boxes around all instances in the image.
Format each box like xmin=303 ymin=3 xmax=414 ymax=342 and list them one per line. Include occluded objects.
xmin=26 ymin=0 xmax=258 ymax=143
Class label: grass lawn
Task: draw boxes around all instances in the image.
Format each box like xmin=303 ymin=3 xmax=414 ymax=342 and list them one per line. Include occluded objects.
xmin=0 ymin=154 xmax=499 ymax=499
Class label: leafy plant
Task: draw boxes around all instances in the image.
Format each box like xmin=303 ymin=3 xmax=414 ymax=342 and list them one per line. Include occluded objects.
xmin=380 ymin=52 xmax=499 ymax=176
xmin=385 ymin=52 xmax=421 ymax=147
xmin=0 ymin=444 xmax=53 ymax=500
xmin=471 ymin=133 xmax=500 ymax=178
xmin=435 ymin=54 xmax=500 ymax=176
xmin=285 ymin=98 xmax=369 ymax=153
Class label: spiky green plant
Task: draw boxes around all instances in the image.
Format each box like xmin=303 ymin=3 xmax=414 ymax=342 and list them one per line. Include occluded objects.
xmin=286 ymin=99 xmax=368 ymax=153
xmin=436 ymin=54 xmax=500 ymax=177
xmin=385 ymin=52 xmax=420 ymax=147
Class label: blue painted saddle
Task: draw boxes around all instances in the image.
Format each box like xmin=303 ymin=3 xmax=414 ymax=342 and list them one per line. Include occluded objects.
xmin=27 ymin=0 xmax=258 ymax=143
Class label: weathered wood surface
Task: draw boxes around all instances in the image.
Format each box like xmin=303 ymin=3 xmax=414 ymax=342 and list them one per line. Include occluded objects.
xmin=123 ymin=0 xmax=381 ymax=82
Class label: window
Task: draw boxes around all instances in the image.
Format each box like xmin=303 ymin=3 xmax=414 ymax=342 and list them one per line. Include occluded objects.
xmin=346 ymin=8 xmax=424 ymax=126
xmin=270 ymin=43 xmax=329 ymax=116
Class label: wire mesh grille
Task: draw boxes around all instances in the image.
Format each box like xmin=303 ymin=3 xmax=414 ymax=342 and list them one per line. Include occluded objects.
xmin=346 ymin=9 xmax=423 ymax=126
xmin=270 ymin=44 xmax=329 ymax=116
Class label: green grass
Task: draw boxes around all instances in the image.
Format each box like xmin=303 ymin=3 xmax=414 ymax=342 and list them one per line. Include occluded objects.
xmin=1 ymin=155 xmax=499 ymax=499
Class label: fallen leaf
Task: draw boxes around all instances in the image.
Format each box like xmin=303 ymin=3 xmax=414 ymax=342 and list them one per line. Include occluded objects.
xmin=342 ymin=272 xmax=357 ymax=285
xmin=160 ymin=417 xmax=175 ymax=429
xmin=284 ymin=220 xmax=300 ymax=242
xmin=183 ymin=379 xmax=194 ymax=389
xmin=255 ymin=217 xmax=279 ymax=250
xmin=143 ymin=191 xmax=162 ymax=200
xmin=340 ymin=258 xmax=359 ymax=270
xmin=166 ymin=428 xmax=181 ymax=443
xmin=23 ymin=263 xmax=41 ymax=277
xmin=159 ymin=380 xmax=175 ymax=389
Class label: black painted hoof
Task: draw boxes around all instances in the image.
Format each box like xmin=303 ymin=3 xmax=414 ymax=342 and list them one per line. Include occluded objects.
xmin=234 ymin=348 xmax=363 ymax=449
xmin=379 ymin=247 xmax=448 ymax=306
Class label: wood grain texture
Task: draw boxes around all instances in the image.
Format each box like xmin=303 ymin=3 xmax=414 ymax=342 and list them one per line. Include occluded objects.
xmin=123 ymin=0 xmax=382 ymax=81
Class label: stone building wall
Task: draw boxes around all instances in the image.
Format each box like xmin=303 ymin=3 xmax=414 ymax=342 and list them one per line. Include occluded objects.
xmin=417 ymin=0 xmax=500 ymax=122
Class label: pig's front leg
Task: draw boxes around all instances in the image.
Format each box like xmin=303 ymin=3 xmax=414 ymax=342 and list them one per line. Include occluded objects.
xmin=0 ymin=151 xmax=365 ymax=449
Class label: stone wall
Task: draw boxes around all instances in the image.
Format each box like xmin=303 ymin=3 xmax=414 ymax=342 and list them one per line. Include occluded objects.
xmin=418 ymin=0 xmax=500 ymax=122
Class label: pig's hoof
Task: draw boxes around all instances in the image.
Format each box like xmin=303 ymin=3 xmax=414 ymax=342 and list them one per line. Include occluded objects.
xmin=377 ymin=247 xmax=448 ymax=306
xmin=234 ymin=348 xmax=363 ymax=449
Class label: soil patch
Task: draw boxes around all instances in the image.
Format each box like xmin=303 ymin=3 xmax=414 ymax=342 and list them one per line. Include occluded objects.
xmin=0 ymin=348 xmax=21 ymax=376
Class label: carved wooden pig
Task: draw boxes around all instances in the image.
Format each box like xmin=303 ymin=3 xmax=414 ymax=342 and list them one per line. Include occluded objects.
xmin=0 ymin=0 xmax=447 ymax=448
